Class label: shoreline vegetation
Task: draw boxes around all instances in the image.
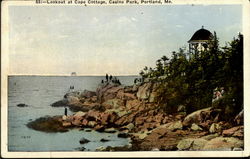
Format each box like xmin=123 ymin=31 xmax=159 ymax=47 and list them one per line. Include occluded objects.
xmin=26 ymin=33 xmax=243 ymax=151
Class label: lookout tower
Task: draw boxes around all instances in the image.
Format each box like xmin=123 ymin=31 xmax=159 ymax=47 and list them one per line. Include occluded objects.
xmin=188 ymin=26 xmax=213 ymax=55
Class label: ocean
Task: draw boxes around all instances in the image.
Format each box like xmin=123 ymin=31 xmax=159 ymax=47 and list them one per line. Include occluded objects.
xmin=8 ymin=75 xmax=137 ymax=151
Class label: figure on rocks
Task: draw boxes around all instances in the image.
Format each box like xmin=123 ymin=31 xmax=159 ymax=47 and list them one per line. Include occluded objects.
xmin=117 ymin=79 xmax=121 ymax=85
xmin=106 ymin=74 xmax=109 ymax=82
xmin=65 ymin=107 xmax=68 ymax=116
xmin=69 ymin=85 xmax=74 ymax=92
xmin=134 ymin=78 xmax=137 ymax=84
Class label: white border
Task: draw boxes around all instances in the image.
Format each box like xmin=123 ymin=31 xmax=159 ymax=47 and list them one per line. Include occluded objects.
xmin=1 ymin=0 xmax=250 ymax=157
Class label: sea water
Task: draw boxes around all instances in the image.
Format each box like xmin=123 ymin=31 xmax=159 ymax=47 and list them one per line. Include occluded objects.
xmin=8 ymin=76 xmax=137 ymax=151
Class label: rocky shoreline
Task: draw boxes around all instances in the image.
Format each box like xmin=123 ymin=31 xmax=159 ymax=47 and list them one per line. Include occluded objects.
xmin=27 ymin=81 xmax=244 ymax=151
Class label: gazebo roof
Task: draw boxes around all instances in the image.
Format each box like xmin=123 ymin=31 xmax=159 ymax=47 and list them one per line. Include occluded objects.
xmin=188 ymin=27 xmax=213 ymax=43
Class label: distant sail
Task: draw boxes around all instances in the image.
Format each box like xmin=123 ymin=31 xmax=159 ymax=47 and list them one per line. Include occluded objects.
xmin=71 ymin=72 xmax=77 ymax=76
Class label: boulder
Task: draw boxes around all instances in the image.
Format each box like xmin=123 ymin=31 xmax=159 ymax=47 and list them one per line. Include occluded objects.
xmin=141 ymin=122 xmax=158 ymax=131
xmin=191 ymin=123 xmax=203 ymax=131
xmin=126 ymin=99 xmax=142 ymax=110
xmin=123 ymin=123 xmax=135 ymax=131
xmin=86 ymin=110 xmax=100 ymax=121
xmin=162 ymin=116 xmax=170 ymax=124
xmin=85 ymin=129 xmax=92 ymax=132
xmin=233 ymin=147 xmax=243 ymax=151
xmin=132 ymin=84 xmax=139 ymax=92
xmin=201 ymin=133 xmax=219 ymax=140
xmin=100 ymin=138 xmax=109 ymax=142
xmin=114 ymin=116 xmax=127 ymax=126
xmin=222 ymin=126 xmax=243 ymax=138
xmin=62 ymin=121 xmax=72 ymax=127
xmin=199 ymin=120 xmax=213 ymax=130
xmin=67 ymin=103 xmax=90 ymax=112
xmin=177 ymin=105 xmax=186 ymax=112
xmin=132 ymin=131 xmax=150 ymax=140
xmin=72 ymin=118 xmax=82 ymax=126
xmin=99 ymin=112 xmax=110 ymax=125
xmin=202 ymin=137 xmax=243 ymax=150
xmin=117 ymin=90 xmax=136 ymax=100
xmin=64 ymin=91 xmax=81 ymax=98
xmin=104 ymin=128 xmax=117 ymax=133
xmin=51 ymin=99 xmax=68 ymax=107
xmin=80 ymin=90 xmax=96 ymax=98
xmin=62 ymin=115 xmax=67 ymax=121
xmin=96 ymin=146 xmax=106 ymax=151
xmin=79 ymin=137 xmax=90 ymax=144
xmin=81 ymin=119 xmax=88 ymax=126
xmin=27 ymin=116 xmax=69 ymax=133
xmin=182 ymin=107 xmax=212 ymax=126
xmin=90 ymin=96 xmax=98 ymax=102
xmin=118 ymin=132 xmax=129 ymax=138
xmin=135 ymin=117 xmax=145 ymax=126
xmin=177 ymin=138 xmax=208 ymax=150
xmin=106 ymin=108 xmax=130 ymax=118
xmin=148 ymin=83 xmax=160 ymax=103
xmin=139 ymin=132 xmax=149 ymax=139
xmin=67 ymin=96 xmax=80 ymax=104
xmin=91 ymin=104 xmax=106 ymax=112
xmin=154 ymin=114 xmax=164 ymax=123
xmin=136 ymin=82 xmax=152 ymax=100
xmin=145 ymin=116 xmax=154 ymax=123
xmin=124 ymin=86 xmax=134 ymax=93
xmin=74 ymin=111 xmax=86 ymax=117
xmin=102 ymin=99 xmax=124 ymax=109
xmin=190 ymin=139 xmax=208 ymax=150
xmin=166 ymin=120 xmax=183 ymax=131
xmin=17 ymin=103 xmax=28 ymax=107
xmin=87 ymin=121 xmax=97 ymax=128
xmin=75 ymin=147 xmax=86 ymax=151
xmin=108 ymin=111 xmax=119 ymax=123
xmin=94 ymin=125 xmax=105 ymax=132
xmin=209 ymin=123 xmax=221 ymax=134
xmin=177 ymin=138 xmax=194 ymax=150
xmin=149 ymin=92 xmax=157 ymax=103
xmin=151 ymin=148 xmax=160 ymax=151
xmin=174 ymin=114 xmax=183 ymax=120
xmin=151 ymin=127 xmax=167 ymax=138
xmin=96 ymin=84 xmax=123 ymax=102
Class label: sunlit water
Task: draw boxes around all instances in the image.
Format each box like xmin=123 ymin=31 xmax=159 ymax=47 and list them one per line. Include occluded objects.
xmin=8 ymin=76 xmax=137 ymax=151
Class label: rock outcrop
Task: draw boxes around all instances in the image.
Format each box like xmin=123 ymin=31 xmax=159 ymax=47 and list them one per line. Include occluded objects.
xmin=29 ymin=81 xmax=244 ymax=151
xmin=17 ymin=103 xmax=28 ymax=107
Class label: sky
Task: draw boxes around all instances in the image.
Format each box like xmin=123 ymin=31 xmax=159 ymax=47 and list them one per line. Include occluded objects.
xmin=8 ymin=5 xmax=242 ymax=75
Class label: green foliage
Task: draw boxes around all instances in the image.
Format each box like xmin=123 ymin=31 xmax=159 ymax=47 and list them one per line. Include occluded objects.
xmin=139 ymin=33 xmax=243 ymax=117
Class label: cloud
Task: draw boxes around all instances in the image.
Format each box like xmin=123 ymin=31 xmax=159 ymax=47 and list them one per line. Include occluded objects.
xmin=176 ymin=24 xmax=183 ymax=28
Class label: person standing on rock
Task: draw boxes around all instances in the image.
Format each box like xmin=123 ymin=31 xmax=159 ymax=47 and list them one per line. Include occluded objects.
xmin=106 ymin=74 xmax=109 ymax=82
xmin=134 ymin=78 xmax=137 ymax=84
xmin=117 ymin=79 xmax=121 ymax=85
xmin=64 ymin=107 xmax=68 ymax=116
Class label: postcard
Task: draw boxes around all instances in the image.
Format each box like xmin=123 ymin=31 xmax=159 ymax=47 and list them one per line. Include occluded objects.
xmin=1 ymin=0 xmax=250 ymax=157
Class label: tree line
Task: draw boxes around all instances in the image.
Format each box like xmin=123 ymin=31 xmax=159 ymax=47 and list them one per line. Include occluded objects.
xmin=139 ymin=32 xmax=243 ymax=121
